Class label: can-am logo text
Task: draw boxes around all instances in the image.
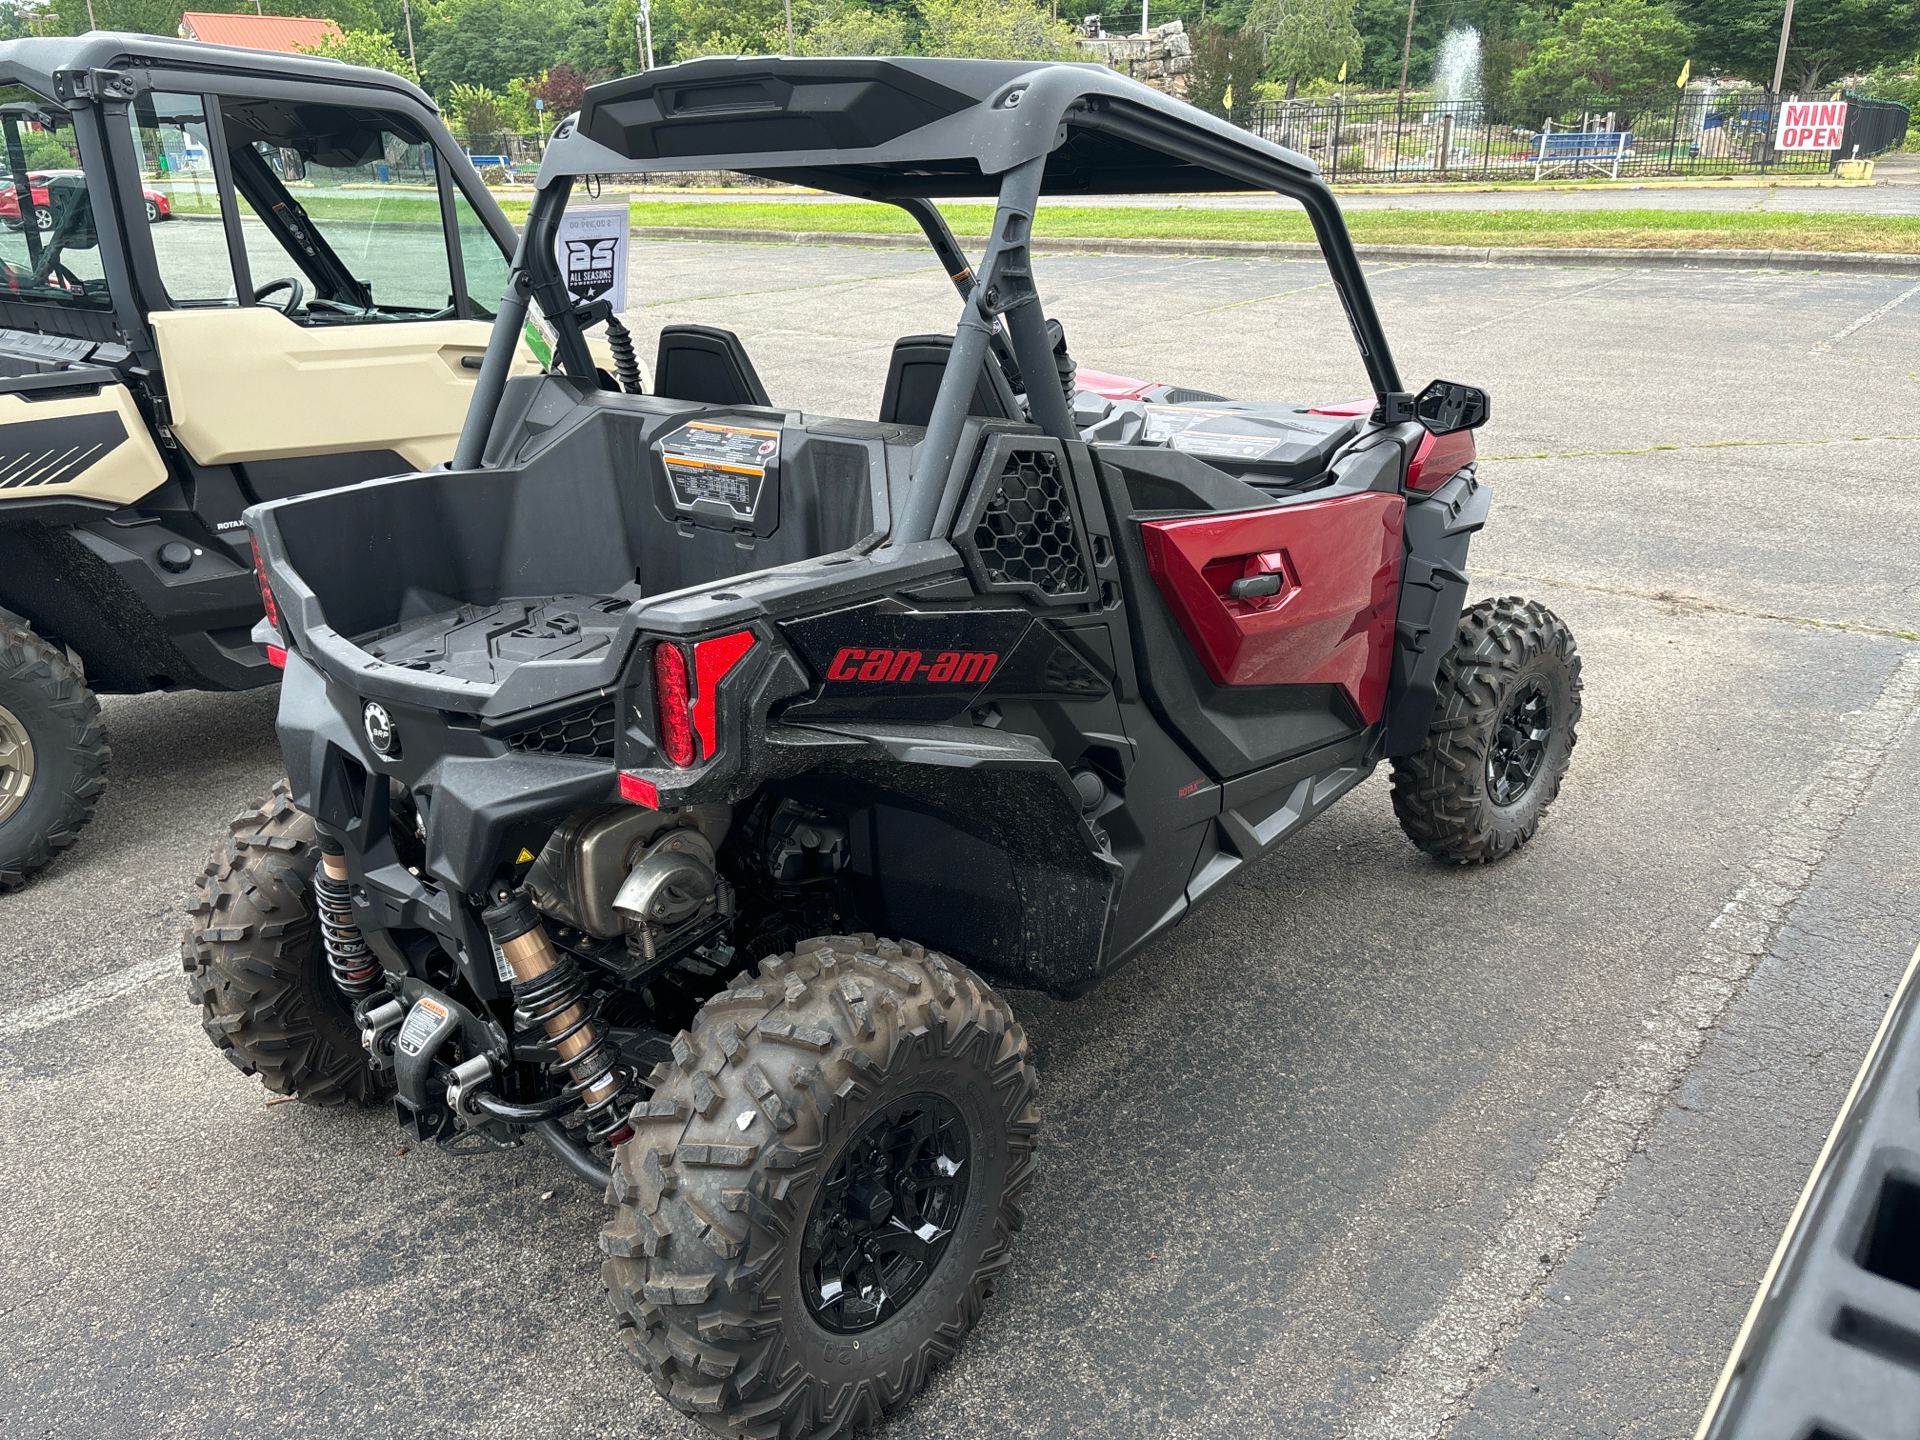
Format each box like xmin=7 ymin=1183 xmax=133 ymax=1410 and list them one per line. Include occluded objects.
xmin=825 ymin=647 xmax=999 ymax=684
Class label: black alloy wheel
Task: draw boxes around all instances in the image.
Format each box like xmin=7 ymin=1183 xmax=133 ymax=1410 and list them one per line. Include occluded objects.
xmin=1487 ymin=677 xmax=1552 ymax=806
xmin=800 ymin=1092 xmax=972 ymax=1332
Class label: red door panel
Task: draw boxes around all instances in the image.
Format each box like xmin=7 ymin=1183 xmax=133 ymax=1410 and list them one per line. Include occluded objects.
xmin=1139 ymin=492 xmax=1405 ymax=723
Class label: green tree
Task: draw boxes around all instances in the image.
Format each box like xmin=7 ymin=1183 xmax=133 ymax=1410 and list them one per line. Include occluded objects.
xmin=1677 ymin=0 xmax=1920 ymax=90
xmin=299 ymin=26 xmax=420 ymax=81
xmin=1511 ymin=0 xmax=1691 ymax=100
xmin=1252 ymin=0 xmax=1364 ymax=97
xmin=1187 ymin=20 xmax=1267 ymax=113
xmin=416 ymin=0 xmax=616 ymax=96
xmin=915 ymin=0 xmax=1078 ymax=59
xmin=796 ymin=0 xmax=913 ymax=54
xmin=647 ymin=0 xmax=784 ymax=61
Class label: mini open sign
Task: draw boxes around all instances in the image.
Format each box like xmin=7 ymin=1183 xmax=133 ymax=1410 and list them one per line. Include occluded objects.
xmin=1775 ymin=100 xmax=1847 ymax=151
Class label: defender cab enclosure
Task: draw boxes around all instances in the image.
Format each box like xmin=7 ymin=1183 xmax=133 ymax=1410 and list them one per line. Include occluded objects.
xmin=222 ymin=55 xmax=1581 ymax=1440
xmin=0 ymin=34 xmax=521 ymax=887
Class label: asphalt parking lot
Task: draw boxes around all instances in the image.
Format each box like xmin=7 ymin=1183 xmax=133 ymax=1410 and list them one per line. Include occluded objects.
xmin=6 ymin=240 xmax=1920 ymax=1439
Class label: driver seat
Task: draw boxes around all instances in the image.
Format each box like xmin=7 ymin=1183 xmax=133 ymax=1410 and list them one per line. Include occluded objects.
xmin=654 ymin=324 xmax=771 ymax=407
xmin=878 ymin=333 xmax=1019 ymax=429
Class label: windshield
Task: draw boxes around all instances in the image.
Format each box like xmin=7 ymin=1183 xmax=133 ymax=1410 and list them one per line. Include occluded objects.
xmin=0 ymin=83 xmax=110 ymax=311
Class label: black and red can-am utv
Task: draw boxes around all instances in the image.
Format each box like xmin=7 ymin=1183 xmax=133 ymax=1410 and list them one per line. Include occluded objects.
xmin=186 ymin=55 xmax=1581 ymax=1439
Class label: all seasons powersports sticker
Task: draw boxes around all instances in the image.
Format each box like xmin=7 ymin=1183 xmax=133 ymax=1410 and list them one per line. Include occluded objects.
xmin=660 ymin=421 xmax=781 ymax=522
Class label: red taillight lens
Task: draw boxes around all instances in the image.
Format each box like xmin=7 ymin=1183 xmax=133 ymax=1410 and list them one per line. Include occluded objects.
xmin=249 ymin=535 xmax=279 ymax=628
xmin=618 ymin=771 xmax=658 ymax=808
xmin=265 ymin=643 xmax=287 ymax=669
xmin=652 ymin=642 xmax=694 ymax=767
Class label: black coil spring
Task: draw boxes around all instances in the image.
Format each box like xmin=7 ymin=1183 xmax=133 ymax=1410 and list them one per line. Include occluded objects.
xmin=512 ymin=952 xmax=633 ymax=1140
xmin=314 ymin=867 xmax=381 ymax=999
xmin=603 ymin=315 xmax=642 ymax=395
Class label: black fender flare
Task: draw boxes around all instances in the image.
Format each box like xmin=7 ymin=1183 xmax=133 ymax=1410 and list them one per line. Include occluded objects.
xmin=1383 ymin=469 xmax=1490 ymax=757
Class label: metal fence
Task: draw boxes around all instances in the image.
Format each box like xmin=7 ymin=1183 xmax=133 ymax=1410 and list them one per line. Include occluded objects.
xmin=1235 ymin=89 xmax=1912 ymax=182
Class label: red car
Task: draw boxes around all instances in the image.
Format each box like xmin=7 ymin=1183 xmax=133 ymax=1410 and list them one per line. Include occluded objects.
xmin=0 ymin=169 xmax=172 ymax=229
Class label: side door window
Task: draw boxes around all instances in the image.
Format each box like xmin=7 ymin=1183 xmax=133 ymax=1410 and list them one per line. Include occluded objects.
xmin=217 ymin=96 xmax=458 ymax=324
xmin=126 ymin=92 xmax=236 ymax=306
xmin=0 ymin=83 xmax=111 ymax=316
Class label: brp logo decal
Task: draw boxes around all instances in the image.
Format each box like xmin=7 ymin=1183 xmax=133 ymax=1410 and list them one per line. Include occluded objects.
xmin=363 ymin=701 xmax=399 ymax=758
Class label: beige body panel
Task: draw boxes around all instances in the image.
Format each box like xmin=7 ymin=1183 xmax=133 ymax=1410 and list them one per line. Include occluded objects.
xmin=0 ymin=381 xmax=169 ymax=507
xmin=150 ymin=308 xmax=540 ymax=471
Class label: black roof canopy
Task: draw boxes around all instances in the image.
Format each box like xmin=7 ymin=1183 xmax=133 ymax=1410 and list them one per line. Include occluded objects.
xmin=543 ymin=56 xmax=1318 ymax=198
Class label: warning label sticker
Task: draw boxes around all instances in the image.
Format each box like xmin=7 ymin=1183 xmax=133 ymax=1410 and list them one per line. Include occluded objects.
xmin=1143 ymin=406 xmax=1299 ymax=463
xmin=661 ymin=421 xmax=781 ymax=521
xmin=396 ymin=996 xmax=449 ymax=1057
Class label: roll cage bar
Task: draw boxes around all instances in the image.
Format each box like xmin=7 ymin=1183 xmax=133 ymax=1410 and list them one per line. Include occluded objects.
xmin=451 ymin=57 xmax=1408 ymax=547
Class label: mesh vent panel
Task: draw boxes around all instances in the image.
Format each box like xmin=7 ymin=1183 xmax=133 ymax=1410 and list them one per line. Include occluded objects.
xmin=970 ymin=448 xmax=1088 ymax=598
xmin=505 ymin=701 xmax=617 ymax=758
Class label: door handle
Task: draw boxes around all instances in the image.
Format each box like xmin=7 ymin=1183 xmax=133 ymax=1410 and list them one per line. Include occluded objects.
xmin=1228 ymin=573 xmax=1282 ymax=600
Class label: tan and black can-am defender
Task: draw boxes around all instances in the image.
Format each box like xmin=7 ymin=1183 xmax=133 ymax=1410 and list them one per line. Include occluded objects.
xmin=0 ymin=34 xmax=526 ymax=887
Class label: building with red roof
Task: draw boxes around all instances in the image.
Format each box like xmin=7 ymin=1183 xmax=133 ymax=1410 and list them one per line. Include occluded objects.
xmin=176 ymin=13 xmax=344 ymax=54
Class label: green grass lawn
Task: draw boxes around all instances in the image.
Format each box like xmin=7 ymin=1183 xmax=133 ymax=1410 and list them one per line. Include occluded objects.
xmin=616 ymin=199 xmax=1920 ymax=254
xmin=152 ymin=187 xmax=1920 ymax=254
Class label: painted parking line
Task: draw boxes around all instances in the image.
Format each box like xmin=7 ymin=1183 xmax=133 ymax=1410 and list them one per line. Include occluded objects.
xmin=1810 ymin=277 xmax=1920 ymax=355
xmin=1454 ymin=275 xmax=1624 ymax=336
xmin=1341 ymin=649 xmax=1920 ymax=1440
xmin=0 ymin=952 xmax=174 ymax=1042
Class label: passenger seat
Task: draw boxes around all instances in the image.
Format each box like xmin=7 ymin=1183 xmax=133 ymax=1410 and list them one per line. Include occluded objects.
xmin=878 ymin=334 xmax=1019 ymax=429
xmin=653 ymin=324 xmax=772 ymax=407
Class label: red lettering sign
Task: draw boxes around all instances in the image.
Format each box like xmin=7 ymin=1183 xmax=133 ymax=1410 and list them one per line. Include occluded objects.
xmin=1776 ymin=101 xmax=1846 ymax=151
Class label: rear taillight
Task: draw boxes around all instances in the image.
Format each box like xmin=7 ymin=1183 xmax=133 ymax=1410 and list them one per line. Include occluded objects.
xmin=249 ymin=535 xmax=279 ymax=628
xmin=652 ymin=642 xmax=694 ymax=767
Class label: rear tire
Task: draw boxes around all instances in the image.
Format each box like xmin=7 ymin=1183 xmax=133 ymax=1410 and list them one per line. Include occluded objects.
xmin=602 ymin=934 xmax=1038 ymax=1438
xmin=1391 ymin=596 xmax=1581 ymax=864
xmin=182 ymin=779 xmax=382 ymax=1105
xmin=0 ymin=620 xmax=109 ymax=891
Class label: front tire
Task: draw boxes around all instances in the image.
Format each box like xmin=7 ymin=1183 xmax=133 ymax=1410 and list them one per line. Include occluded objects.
xmin=182 ymin=780 xmax=381 ymax=1105
xmin=1391 ymin=596 xmax=1581 ymax=864
xmin=0 ymin=620 xmax=109 ymax=890
xmin=602 ymin=935 xmax=1039 ymax=1438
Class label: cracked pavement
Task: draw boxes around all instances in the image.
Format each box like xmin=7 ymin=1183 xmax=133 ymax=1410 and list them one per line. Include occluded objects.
xmin=3 ymin=242 xmax=1918 ymax=1439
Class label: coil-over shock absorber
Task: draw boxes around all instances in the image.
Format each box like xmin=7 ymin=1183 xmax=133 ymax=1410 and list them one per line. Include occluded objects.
xmin=316 ymin=840 xmax=382 ymax=999
xmin=482 ymin=887 xmax=636 ymax=1145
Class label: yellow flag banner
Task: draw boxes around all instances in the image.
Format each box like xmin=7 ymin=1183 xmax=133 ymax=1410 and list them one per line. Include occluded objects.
xmin=1676 ymin=58 xmax=1690 ymax=88
xmin=1337 ymin=61 xmax=1347 ymax=82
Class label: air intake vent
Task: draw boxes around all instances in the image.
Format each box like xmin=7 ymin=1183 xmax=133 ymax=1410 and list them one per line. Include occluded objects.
xmin=505 ymin=701 xmax=617 ymax=758
xmin=953 ymin=435 xmax=1091 ymax=604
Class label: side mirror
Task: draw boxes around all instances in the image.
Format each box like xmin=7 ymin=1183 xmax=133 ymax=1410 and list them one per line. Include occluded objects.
xmin=1415 ymin=379 xmax=1490 ymax=435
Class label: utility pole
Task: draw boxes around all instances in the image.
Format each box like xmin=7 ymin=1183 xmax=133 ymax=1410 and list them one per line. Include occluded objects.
xmin=402 ymin=0 xmax=418 ymax=69
xmin=1770 ymin=0 xmax=1795 ymax=94
xmin=637 ymin=0 xmax=654 ymax=70
xmin=1396 ymin=0 xmax=1416 ymax=104
xmin=1141 ymin=0 xmax=1148 ymax=35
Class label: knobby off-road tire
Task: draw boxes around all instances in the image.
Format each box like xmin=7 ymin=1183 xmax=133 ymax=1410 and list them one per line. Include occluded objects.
xmin=181 ymin=780 xmax=381 ymax=1105
xmin=0 ymin=620 xmax=109 ymax=890
xmin=1392 ymin=596 xmax=1582 ymax=864
xmin=602 ymin=934 xmax=1039 ymax=1439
